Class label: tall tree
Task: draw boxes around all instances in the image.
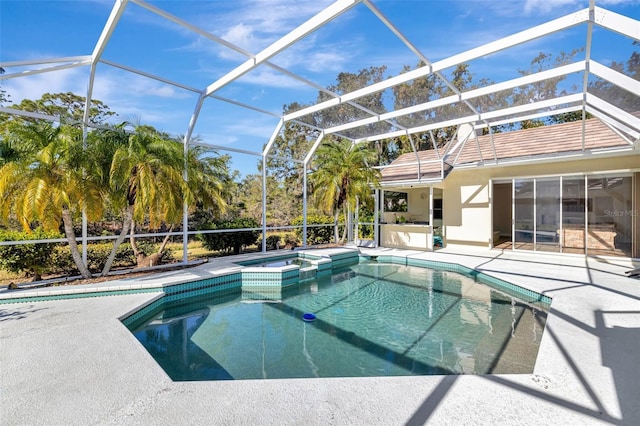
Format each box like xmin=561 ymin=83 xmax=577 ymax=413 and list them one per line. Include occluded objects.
xmin=265 ymin=102 xmax=319 ymax=222
xmin=0 ymin=121 xmax=103 ymax=278
xmin=588 ymin=43 xmax=640 ymax=113
xmin=309 ymin=138 xmax=380 ymax=243
xmin=100 ymin=125 xmax=226 ymax=275
xmin=317 ymin=66 xmax=391 ymax=161
xmin=0 ymin=120 xmax=21 ymax=166
xmin=235 ymin=173 xmax=293 ymax=226
xmin=6 ymin=92 xmax=115 ymax=126
xmin=0 ymin=67 xmax=9 ymax=107
xmin=392 ymin=63 xmax=478 ymax=154
xmin=504 ymin=49 xmax=584 ymax=130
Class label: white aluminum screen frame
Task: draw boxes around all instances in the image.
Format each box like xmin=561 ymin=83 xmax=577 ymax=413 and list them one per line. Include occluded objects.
xmin=1 ymin=0 xmax=639 ymax=259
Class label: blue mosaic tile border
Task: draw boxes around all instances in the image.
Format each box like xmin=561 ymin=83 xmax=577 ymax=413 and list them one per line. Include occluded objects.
xmin=163 ymin=274 xmax=241 ymax=304
xmin=0 ymin=287 xmax=160 ymax=305
xmin=238 ymin=254 xmax=294 ymax=266
xmin=121 ymin=296 xmax=165 ymax=328
xmin=1 ymin=270 xmax=243 ymax=306
xmin=241 ymin=267 xmax=300 ymax=288
xmin=330 ymin=251 xmax=359 ymax=269
xmin=237 ymin=252 xmax=323 ymax=267
xmin=164 ymin=273 xmax=241 ymax=296
xmin=120 ymin=275 xmax=242 ymax=326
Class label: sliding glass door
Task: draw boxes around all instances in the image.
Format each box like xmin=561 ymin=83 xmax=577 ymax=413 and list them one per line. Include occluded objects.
xmin=535 ymin=178 xmax=560 ymax=252
xmin=561 ymin=177 xmax=586 ymax=254
xmin=587 ymin=176 xmax=633 ymax=257
xmin=503 ymin=173 xmax=633 ymax=257
xmin=514 ymin=179 xmax=534 ymax=250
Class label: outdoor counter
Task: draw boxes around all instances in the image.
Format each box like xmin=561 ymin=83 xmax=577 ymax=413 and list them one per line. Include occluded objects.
xmin=380 ymin=223 xmax=433 ymax=251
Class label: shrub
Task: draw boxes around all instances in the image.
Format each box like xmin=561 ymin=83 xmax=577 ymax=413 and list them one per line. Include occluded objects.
xmin=0 ymin=229 xmax=62 ymax=280
xmin=48 ymin=242 xmax=150 ymax=275
xmin=291 ymin=215 xmax=335 ymax=245
xmin=198 ymin=217 xmax=260 ymax=255
xmin=358 ymin=212 xmax=374 ymax=239
xmin=257 ymin=234 xmax=282 ymax=251
xmin=86 ymin=242 xmax=140 ymax=272
xmin=49 ymin=246 xmax=77 ymax=275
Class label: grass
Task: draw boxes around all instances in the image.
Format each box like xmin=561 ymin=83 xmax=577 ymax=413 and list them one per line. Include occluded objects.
xmin=166 ymin=240 xmax=212 ymax=261
xmin=0 ymin=270 xmax=22 ymax=286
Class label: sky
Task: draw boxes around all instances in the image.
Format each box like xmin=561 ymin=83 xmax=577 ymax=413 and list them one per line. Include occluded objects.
xmin=1 ymin=0 xmax=639 ymax=178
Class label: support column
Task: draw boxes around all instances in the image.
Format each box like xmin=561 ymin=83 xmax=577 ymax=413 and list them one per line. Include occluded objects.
xmin=261 ymin=119 xmax=284 ymax=253
xmin=633 ymin=172 xmax=639 ymax=259
xmin=182 ymin=94 xmax=206 ymax=263
xmin=374 ymin=189 xmax=379 ymax=247
xmin=428 ymin=186 xmax=434 ymax=251
xmin=262 ymin=155 xmax=267 ymax=252
xmin=347 ymin=204 xmax=352 ymax=243
xmin=303 ymin=163 xmax=308 ymax=249
xmin=354 ymin=196 xmax=359 ymax=246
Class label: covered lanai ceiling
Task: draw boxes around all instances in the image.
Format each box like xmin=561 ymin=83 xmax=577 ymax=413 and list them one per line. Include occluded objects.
xmin=1 ymin=0 xmax=639 ymax=173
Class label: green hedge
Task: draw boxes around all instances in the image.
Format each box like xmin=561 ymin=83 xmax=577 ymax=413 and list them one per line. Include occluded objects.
xmin=357 ymin=213 xmax=374 ymax=239
xmin=198 ymin=217 xmax=260 ymax=255
xmin=0 ymin=229 xmax=165 ymax=278
xmin=0 ymin=229 xmax=62 ymax=280
xmin=257 ymin=234 xmax=282 ymax=250
xmin=291 ymin=215 xmax=336 ymax=245
xmin=48 ymin=242 xmax=158 ymax=275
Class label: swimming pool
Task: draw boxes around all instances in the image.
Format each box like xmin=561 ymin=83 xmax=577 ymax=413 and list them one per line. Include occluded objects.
xmin=127 ymin=260 xmax=548 ymax=381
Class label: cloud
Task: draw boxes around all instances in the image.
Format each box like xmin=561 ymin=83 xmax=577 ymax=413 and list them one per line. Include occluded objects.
xmin=124 ymin=75 xmax=192 ymax=99
xmin=270 ymin=33 xmax=355 ymax=74
xmin=174 ymin=0 xmax=343 ymax=72
xmin=2 ymin=67 xmax=88 ymax=105
xmin=235 ymin=67 xmax=308 ymax=90
xmin=2 ymin=62 xmax=197 ymax=135
xmin=305 ymin=50 xmax=349 ymax=73
xmin=223 ymin=118 xmax=279 ymax=139
xmin=94 ymin=0 xmax=356 ymax=92
xmin=194 ymin=114 xmax=279 ymax=147
xmin=210 ymin=0 xmax=334 ymax=38
xmin=217 ymin=23 xmax=263 ymax=57
xmin=195 ymin=132 xmax=240 ymax=147
xmin=523 ymin=0 xmax=640 ymax=14
xmin=523 ymin=0 xmax=580 ymax=14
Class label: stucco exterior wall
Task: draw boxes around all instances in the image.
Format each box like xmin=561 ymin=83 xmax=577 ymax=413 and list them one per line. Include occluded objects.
xmin=441 ymin=154 xmax=640 ymax=249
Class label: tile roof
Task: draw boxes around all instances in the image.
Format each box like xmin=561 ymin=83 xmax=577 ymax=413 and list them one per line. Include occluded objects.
xmin=381 ymin=117 xmax=632 ymax=183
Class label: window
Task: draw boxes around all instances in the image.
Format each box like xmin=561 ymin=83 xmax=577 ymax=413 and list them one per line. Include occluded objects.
xmin=384 ymin=192 xmax=408 ymax=212
xmin=433 ymin=199 xmax=443 ymax=220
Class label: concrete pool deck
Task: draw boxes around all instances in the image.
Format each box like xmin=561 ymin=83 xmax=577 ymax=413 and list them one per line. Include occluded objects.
xmin=1 ymin=247 xmax=639 ymax=425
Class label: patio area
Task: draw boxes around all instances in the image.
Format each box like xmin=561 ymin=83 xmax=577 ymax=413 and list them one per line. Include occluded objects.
xmin=1 ymin=247 xmax=639 ymax=425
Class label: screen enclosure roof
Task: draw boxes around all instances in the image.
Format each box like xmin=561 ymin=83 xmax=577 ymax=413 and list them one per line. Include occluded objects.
xmin=1 ymin=0 xmax=639 ymax=174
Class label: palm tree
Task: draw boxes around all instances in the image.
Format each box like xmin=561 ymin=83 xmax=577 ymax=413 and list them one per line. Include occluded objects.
xmin=309 ymin=138 xmax=380 ymax=243
xmin=99 ymin=126 xmax=226 ymax=276
xmin=83 ymin=123 xmax=129 ymax=276
xmin=183 ymin=145 xmax=228 ymax=218
xmin=0 ymin=121 xmax=103 ymax=278
xmin=0 ymin=125 xmax=21 ymax=167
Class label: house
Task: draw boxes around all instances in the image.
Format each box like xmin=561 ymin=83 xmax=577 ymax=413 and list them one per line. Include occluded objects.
xmin=376 ymin=117 xmax=640 ymax=259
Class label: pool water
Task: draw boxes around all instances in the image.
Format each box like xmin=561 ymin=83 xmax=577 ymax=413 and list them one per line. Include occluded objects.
xmin=128 ymin=261 xmax=548 ymax=381
xmin=254 ymin=258 xmax=313 ymax=268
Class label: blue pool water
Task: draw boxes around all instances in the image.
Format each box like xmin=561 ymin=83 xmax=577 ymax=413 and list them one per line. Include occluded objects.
xmin=253 ymin=258 xmax=313 ymax=268
xmin=128 ymin=261 xmax=548 ymax=381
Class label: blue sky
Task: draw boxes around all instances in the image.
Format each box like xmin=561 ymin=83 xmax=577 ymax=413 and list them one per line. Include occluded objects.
xmin=1 ymin=0 xmax=639 ymax=177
